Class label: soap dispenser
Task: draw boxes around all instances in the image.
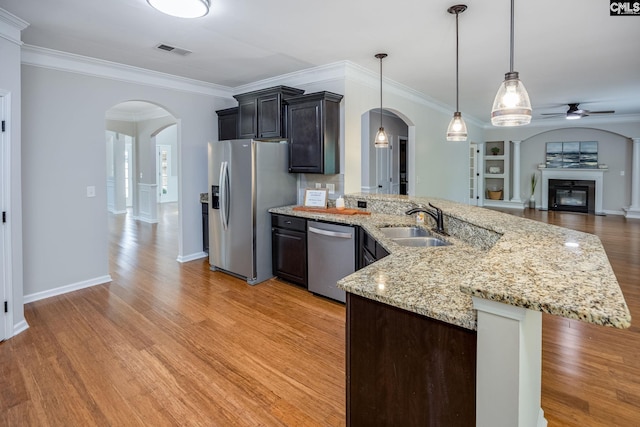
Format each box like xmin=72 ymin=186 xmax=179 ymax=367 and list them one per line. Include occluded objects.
xmin=335 ymin=195 xmax=345 ymax=210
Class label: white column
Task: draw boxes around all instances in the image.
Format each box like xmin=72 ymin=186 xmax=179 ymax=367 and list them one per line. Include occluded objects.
xmin=625 ymin=137 xmax=640 ymax=219
xmin=511 ymin=140 xmax=523 ymax=203
xmin=473 ymin=297 xmax=548 ymax=427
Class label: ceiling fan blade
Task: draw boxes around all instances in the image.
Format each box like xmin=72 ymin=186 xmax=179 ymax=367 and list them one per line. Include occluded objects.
xmin=586 ymin=110 xmax=615 ymax=115
xmin=540 ymin=113 xmax=565 ymax=117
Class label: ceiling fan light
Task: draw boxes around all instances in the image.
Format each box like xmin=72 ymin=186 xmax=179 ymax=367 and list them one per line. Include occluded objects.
xmin=491 ymin=72 xmax=532 ymax=126
xmin=446 ymin=112 xmax=468 ymax=141
xmin=374 ymin=127 xmax=390 ymax=148
xmin=566 ymin=113 xmax=581 ymax=120
xmin=147 ymin=0 xmax=210 ymax=18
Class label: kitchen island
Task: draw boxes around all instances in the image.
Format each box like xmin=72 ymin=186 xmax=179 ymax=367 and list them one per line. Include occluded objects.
xmin=270 ymin=193 xmax=631 ymax=427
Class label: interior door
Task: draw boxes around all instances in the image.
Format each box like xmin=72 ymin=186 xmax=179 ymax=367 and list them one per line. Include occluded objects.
xmin=469 ymin=143 xmax=480 ymax=205
xmin=376 ymin=138 xmax=392 ymax=194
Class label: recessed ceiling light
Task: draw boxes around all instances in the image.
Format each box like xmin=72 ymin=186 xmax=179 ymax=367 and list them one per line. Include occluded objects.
xmin=147 ymin=0 xmax=210 ymax=18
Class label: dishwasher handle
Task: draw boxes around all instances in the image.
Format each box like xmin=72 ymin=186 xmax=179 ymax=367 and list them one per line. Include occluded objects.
xmin=308 ymin=226 xmax=353 ymax=239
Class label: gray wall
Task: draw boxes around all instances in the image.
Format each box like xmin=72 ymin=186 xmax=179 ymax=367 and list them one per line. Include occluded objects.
xmin=21 ymin=65 xmax=229 ymax=297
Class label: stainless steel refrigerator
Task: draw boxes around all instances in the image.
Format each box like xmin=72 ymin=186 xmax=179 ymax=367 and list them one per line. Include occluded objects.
xmin=208 ymin=139 xmax=297 ymax=285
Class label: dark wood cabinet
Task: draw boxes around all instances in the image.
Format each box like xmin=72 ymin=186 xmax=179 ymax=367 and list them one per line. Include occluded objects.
xmin=215 ymin=107 xmax=238 ymax=140
xmin=346 ymin=293 xmax=477 ymax=426
xmin=271 ymin=214 xmax=307 ymax=287
xmin=234 ymin=86 xmax=304 ymax=139
xmin=357 ymin=227 xmax=389 ymax=270
xmin=286 ymin=91 xmax=343 ymax=174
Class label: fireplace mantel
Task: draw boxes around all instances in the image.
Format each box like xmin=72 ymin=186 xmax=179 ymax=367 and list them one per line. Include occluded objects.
xmin=540 ymin=168 xmax=606 ymax=215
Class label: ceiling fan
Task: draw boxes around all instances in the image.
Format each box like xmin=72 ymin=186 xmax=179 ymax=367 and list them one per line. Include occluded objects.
xmin=541 ymin=103 xmax=615 ymax=120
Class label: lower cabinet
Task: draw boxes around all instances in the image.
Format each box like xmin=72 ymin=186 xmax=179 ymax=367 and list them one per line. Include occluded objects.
xmin=271 ymin=217 xmax=390 ymax=288
xmin=358 ymin=228 xmax=389 ymax=270
xmin=346 ymin=293 xmax=477 ymax=426
xmin=271 ymin=214 xmax=307 ymax=287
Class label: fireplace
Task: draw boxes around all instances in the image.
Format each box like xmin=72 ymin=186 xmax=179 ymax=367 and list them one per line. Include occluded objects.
xmin=540 ymin=168 xmax=605 ymax=215
xmin=548 ymin=179 xmax=596 ymax=213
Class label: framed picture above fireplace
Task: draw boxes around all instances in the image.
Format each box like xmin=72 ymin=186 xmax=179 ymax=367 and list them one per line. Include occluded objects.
xmin=546 ymin=141 xmax=598 ymax=168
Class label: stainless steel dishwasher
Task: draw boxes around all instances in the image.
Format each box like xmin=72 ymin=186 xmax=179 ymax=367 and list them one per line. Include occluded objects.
xmin=307 ymin=221 xmax=355 ymax=303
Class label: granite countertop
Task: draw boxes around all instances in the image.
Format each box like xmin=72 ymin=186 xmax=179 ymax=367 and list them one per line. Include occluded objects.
xmin=270 ymin=193 xmax=631 ymax=331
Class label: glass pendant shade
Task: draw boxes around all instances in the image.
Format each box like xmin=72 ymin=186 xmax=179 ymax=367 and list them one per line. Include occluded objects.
xmin=491 ymin=71 xmax=532 ymax=126
xmin=446 ymin=112 xmax=468 ymax=141
xmin=147 ymin=0 xmax=210 ymax=18
xmin=374 ymin=127 xmax=389 ymax=148
xmin=374 ymin=53 xmax=389 ymax=148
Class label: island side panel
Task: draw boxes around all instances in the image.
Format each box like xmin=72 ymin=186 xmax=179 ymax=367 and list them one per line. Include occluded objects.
xmin=346 ymin=293 xmax=477 ymax=426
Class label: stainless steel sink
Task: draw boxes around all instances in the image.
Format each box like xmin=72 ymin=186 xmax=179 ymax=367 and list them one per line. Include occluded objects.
xmin=392 ymin=236 xmax=451 ymax=247
xmin=379 ymin=227 xmax=451 ymax=248
xmin=379 ymin=226 xmax=430 ymax=238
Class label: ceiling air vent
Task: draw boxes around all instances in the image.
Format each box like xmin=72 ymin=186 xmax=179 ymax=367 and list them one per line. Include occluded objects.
xmin=154 ymin=43 xmax=192 ymax=56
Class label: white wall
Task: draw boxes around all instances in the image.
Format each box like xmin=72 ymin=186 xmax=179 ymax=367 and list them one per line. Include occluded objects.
xmin=21 ymin=64 xmax=229 ymax=298
xmin=343 ymin=74 xmax=483 ymax=204
xmin=0 ymin=9 xmax=27 ymax=335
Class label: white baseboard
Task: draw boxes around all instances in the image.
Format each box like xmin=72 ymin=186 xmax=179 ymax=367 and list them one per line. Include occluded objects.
xmin=177 ymin=252 xmax=208 ymax=263
xmin=604 ymin=209 xmax=625 ymax=216
xmin=13 ymin=319 xmax=29 ymax=337
xmin=24 ymin=275 xmax=112 ymax=304
xmin=133 ymin=215 xmax=159 ymax=224
xmin=108 ymin=209 xmax=127 ymax=215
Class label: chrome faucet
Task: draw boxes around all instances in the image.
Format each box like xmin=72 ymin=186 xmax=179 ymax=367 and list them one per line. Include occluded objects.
xmin=405 ymin=203 xmax=448 ymax=235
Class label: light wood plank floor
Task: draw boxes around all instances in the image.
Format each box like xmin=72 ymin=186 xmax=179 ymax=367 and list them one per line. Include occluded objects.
xmin=1 ymin=204 xmax=639 ymax=426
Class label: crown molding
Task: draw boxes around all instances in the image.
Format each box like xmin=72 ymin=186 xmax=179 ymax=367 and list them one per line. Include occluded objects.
xmin=21 ymin=44 xmax=235 ymax=99
xmin=343 ymin=61 xmax=485 ymax=128
xmin=487 ymin=112 xmax=640 ymax=130
xmin=0 ymin=8 xmax=29 ymax=45
xmin=232 ymin=61 xmax=348 ymax=95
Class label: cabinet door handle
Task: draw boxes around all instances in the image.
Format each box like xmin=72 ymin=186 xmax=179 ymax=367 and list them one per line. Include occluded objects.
xmin=308 ymin=226 xmax=352 ymax=239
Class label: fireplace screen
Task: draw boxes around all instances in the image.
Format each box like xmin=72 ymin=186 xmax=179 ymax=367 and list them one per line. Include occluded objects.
xmin=549 ymin=179 xmax=596 ymax=213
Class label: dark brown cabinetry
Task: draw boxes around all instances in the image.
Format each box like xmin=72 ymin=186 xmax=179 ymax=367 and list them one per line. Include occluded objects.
xmin=346 ymin=293 xmax=477 ymax=426
xmin=357 ymin=228 xmax=389 ymax=270
xmin=234 ymin=86 xmax=304 ymax=139
xmin=286 ymin=91 xmax=343 ymax=174
xmin=215 ymin=107 xmax=238 ymax=141
xmin=271 ymin=214 xmax=307 ymax=287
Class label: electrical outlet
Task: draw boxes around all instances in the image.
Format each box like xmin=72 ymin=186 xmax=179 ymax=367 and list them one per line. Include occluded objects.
xmin=326 ymin=183 xmax=335 ymax=194
xmin=315 ymin=182 xmax=322 ymax=189
xmin=87 ymin=186 xmax=96 ymax=198
xmin=357 ymin=201 xmax=367 ymax=208
xmin=620 ymin=170 xmax=625 ymax=176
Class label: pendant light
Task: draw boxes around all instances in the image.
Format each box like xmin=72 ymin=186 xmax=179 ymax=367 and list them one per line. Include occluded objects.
xmin=490 ymin=0 xmax=531 ymax=126
xmin=374 ymin=53 xmax=389 ymax=148
xmin=147 ymin=0 xmax=210 ymax=18
xmin=446 ymin=4 xmax=468 ymax=142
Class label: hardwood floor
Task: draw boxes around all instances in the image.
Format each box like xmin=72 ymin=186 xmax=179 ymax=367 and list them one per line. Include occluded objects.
xmin=1 ymin=204 xmax=639 ymax=426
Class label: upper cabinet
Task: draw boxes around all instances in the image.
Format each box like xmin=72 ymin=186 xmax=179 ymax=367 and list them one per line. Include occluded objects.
xmin=234 ymin=86 xmax=304 ymax=139
xmin=286 ymin=91 xmax=343 ymax=174
xmin=215 ymin=107 xmax=238 ymax=141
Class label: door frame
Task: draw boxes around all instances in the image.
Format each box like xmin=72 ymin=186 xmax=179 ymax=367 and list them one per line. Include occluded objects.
xmin=1 ymin=91 xmax=12 ymax=341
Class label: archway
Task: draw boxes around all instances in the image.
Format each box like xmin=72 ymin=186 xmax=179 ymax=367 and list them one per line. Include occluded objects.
xmin=361 ymin=108 xmax=412 ymax=195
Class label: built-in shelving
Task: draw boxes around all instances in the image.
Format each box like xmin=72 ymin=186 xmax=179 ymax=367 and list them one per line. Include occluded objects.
xmin=480 ymin=140 xmax=523 ymax=209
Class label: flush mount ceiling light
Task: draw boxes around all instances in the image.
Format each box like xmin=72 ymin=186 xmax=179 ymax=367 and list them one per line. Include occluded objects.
xmin=147 ymin=0 xmax=210 ymax=18
xmin=374 ymin=53 xmax=390 ymax=148
xmin=446 ymin=4 xmax=468 ymax=142
xmin=490 ymin=0 xmax=532 ymax=126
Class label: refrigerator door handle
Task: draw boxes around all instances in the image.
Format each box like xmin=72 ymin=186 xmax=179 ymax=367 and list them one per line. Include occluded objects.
xmin=219 ymin=161 xmax=230 ymax=230
xmin=308 ymin=226 xmax=353 ymax=239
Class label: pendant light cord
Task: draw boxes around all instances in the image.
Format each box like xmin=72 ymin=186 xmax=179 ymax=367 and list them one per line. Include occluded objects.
xmin=379 ymin=56 xmax=383 ymax=128
xmin=509 ymin=0 xmax=514 ymax=72
xmin=455 ymin=11 xmax=460 ymax=112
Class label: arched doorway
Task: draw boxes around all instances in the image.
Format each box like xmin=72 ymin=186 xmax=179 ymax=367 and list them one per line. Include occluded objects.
xmin=361 ymin=108 xmax=412 ymax=195
xmin=105 ymin=101 xmax=180 ymax=261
